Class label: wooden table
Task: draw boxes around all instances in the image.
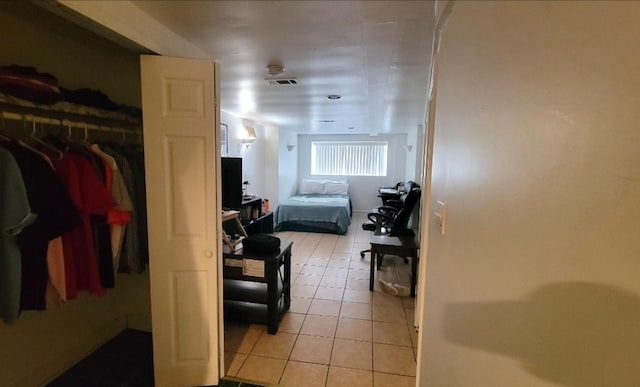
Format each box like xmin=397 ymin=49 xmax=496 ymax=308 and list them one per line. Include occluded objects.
xmin=369 ymin=234 xmax=419 ymax=297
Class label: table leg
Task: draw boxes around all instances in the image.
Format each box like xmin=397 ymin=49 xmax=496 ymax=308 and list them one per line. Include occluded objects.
xmin=369 ymin=248 xmax=376 ymax=291
xmin=266 ymin=256 xmax=278 ymax=334
xmin=284 ymin=250 xmax=291 ymax=312
xmin=411 ymin=252 xmax=417 ymax=298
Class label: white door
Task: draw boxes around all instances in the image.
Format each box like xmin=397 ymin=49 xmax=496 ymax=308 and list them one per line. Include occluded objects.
xmin=141 ymin=55 xmax=223 ymax=386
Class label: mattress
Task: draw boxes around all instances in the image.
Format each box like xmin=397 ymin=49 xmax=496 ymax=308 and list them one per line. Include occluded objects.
xmin=274 ymin=194 xmax=352 ymax=234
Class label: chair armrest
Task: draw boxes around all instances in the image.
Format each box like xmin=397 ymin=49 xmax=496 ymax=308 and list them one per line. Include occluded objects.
xmin=376 ymin=205 xmax=399 ymax=215
xmin=368 ymin=212 xmax=394 ymax=225
xmin=384 ymin=199 xmax=402 ymax=208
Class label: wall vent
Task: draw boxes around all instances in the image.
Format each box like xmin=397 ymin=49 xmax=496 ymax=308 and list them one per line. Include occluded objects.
xmin=265 ymin=78 xmax=299 ymax=86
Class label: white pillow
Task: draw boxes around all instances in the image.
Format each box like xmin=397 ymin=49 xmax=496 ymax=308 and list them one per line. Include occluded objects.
xmin=323 ymin=180 xmax=349 ymax=195
xmin=299 ymin=179 xmax=325 ymax=194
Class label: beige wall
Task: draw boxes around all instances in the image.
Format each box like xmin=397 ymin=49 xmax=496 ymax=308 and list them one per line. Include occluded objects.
xmin=0 ymin=274 xmax=151 ymax=387
xmin=0 ymin=2 xmax=141 ymax=107
xmin=421 ymin=1 xmax=640 ymax=386
xmin=0 ymin=3 xmax=150 ymax=386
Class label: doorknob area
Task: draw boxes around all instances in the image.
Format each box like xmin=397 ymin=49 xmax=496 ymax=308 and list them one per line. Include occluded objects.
xmin=205 ymin=250 xmax=213 ymax=258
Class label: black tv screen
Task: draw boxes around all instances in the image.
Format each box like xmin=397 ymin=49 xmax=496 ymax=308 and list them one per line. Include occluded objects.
xmin=221 ymin=157 xmax=243 ymax=210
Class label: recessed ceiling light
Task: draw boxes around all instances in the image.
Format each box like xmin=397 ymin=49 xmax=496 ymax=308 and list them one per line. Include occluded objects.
xmin=327 ymin=94 xmax=341 ymax=100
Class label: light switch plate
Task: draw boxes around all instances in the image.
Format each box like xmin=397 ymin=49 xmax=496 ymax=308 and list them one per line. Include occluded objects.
xmin=434 ymin=200 xmax=447 ymax=235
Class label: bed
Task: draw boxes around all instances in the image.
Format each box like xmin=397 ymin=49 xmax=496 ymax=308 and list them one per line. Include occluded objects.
xmin=275 ymin=180 xmax=352 ymax=235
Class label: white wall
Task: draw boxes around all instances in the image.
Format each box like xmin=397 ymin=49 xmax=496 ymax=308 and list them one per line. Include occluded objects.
xmin=297 ymin=133 xmax=407 ymax=213
xmin=0 ymin=4 xmax=151 ymax=386
xmin=220 ymin=111 xmax=267 ymax=200
xmin=405 ymin=124 xmax=426 ymax=232
xmin=278 ymin=129 xmax=299 ymax=205
xmin=405 ymin=124 xmax=427 ymax=185
xmin=263 ymin=125 xmax=281 ymax=210
xmin=420 ymin=2 xmax=640 ymax=386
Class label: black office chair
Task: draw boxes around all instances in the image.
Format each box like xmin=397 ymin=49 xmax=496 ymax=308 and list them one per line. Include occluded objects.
xmin=378 ymin=180 xmax=420 ymax=211
xmin=360 ymin=187 xmax=421 ymax=259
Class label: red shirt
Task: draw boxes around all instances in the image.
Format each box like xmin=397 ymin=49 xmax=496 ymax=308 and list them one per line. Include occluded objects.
xmin=62 ymin=153 xmax=114 ymax=297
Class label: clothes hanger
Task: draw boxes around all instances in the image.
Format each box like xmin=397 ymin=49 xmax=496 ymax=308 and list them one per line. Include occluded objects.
xmin=64 ymin=120 xmax=72 ymax=139
xmin=24 ymin=117 xmax=64 ymax=160
xmin=46 ymin=119 xmax=70 ymax=151
xmin=119 ymin=128 xmax=126 ymax=145
xmin=0 ymin=112 xmax=11 ymax=141
xmin=79 ymin=123 xmax=92 ymax=147
xmin=16 ymin=116 xmax=52 ymax=161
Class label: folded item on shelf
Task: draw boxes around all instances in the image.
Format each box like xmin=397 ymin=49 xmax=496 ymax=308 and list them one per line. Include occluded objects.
xmin=242 ymin=233 xmax=281 ymax=253
xmin=0 ymin=64 xmax=61 ymax=105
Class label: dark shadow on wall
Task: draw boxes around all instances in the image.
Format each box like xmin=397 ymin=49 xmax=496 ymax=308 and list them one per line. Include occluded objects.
xmin=444 ymin=282 xmax=640 ymax=387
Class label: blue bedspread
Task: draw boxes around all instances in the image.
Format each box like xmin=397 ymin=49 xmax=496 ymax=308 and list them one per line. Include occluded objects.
xmin=275 ymin=194 xmax=352 ymax=234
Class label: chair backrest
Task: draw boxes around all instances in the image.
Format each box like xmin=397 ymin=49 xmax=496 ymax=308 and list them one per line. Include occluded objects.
xmin=383 ymin=181 xmax=420 ymax=211
xmin=404 ymin=180 xmax=420 ymax=193
xmin=391 ymin=188 xmax=421 ymax=230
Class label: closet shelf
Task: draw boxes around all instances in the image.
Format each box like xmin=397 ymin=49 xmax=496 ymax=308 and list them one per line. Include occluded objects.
xmin=0 ymin=101 xmax=141 ymax=131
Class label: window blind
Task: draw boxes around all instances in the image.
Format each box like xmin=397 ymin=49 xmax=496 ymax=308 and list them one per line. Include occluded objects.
xmin=311 ymin=141 xmax=388 ymax=176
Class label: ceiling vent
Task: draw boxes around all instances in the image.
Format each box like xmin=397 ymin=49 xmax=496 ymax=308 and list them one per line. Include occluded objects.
xmin=265 ymin=78 xmax=300 ymax=86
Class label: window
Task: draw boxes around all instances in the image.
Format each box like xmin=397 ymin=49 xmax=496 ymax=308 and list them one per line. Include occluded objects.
xmin=311 ymin=141 xmax=388 ymax=176
xmin=220 ymin=123 xmax=228 ymax=156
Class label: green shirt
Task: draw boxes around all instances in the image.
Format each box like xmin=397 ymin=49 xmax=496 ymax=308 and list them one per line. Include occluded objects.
xmin=0 ymin=147 xmax=37 ymax=323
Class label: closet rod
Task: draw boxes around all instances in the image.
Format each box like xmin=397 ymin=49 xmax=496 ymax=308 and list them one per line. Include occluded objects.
xmin=0 ymin=101 xmax=141 ymax=131
xmin=0 ymin=111 xmax=140 ymax=136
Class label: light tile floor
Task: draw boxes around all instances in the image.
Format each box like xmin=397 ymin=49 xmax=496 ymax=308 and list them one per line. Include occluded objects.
xmin=224 ymin=214 xmax=418 ymax=387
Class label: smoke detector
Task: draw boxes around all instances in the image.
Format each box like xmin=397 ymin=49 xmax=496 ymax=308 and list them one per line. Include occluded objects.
xmin=267 ymin=64 xmax=285 ymax=76
xmin=264 ymin=63 xmax=299 ymax=85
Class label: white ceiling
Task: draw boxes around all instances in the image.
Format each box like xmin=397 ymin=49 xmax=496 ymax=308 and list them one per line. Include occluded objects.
xmin=66 ymin=1 xmax=436 ymax=135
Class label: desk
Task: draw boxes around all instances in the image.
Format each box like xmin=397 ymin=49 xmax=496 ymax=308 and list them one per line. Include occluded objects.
xmin=378 ymin=187 xmax=401 ymax=206
xmin=369 ymin=234 xmax=419 ymax=297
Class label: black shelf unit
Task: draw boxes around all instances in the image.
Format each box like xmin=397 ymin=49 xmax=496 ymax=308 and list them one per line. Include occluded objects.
xmin=239 ymin=197 xmax=274 ymax=235
xmin=222 ymin=239 xmax=292 ymax=334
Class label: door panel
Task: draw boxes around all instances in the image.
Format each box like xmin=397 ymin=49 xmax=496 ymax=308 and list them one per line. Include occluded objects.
xmin=166 ymin=136 xmax=207 ymax=238
xmin=141 ymin=55 xmax=221 ymax=387
xmin=172 ymin=270 xmax=208 ymax=362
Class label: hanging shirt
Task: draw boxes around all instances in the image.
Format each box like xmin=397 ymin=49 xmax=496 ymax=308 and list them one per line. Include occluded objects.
xmin=32 ymin=143 xmax=68 ymax=303
xmin=116 ymin=145 xmax=148 ymax=270
xmin=50 ymin=155 xmax=83 ymax=300
xmin=64 ymin=152 xmax=114 ymax=297
xmin=90 ymin=151 xmax=116 ymax=289
xmin=1 ymin=141 xmax=80 ymax=312
xmin=90 ymin=144 xmax=132 ymax=274
xmin=45 ymin=137 xmax=114 ymax=293
xmin=0 ymin=147 xmax=37 ymax=323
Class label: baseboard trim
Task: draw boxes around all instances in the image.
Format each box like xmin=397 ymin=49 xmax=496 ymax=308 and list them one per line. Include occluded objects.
xmin=127 ymin=312 xmax=152 ymax=332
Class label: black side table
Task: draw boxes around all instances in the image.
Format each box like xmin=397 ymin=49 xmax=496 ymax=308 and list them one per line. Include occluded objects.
xmin=222 ymin=239 xmax=292 ymax=334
